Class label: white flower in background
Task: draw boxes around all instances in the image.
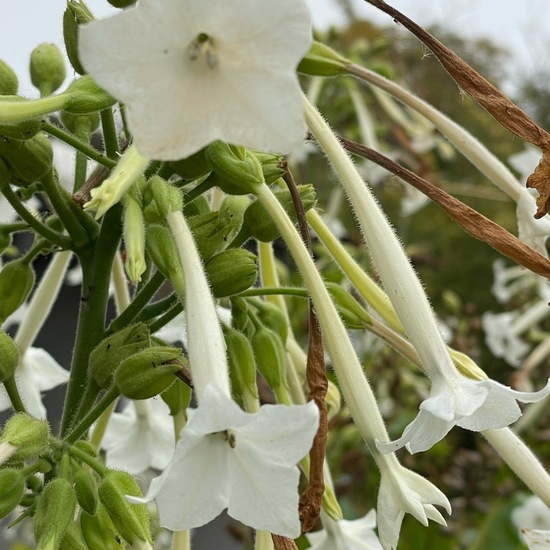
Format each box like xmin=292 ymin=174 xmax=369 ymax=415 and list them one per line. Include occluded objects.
xmin=512 ymin=496 xmax=550 ymax=532
xmin=0 ymin=347 xmax=68 ymax=419
xmin=516 ymin=188 xmax=550 ymax=257
xmin=513 ymin=495 xmax=550 ymax=550
xmin=306 ymin=509 xmax=383 ymax=550
xmin=78 ymin=0 xmax=312 ymax=160
xmin=490 ymin=259 xmax=539 ymax=304
xmin=100 ymin=398 xmax=175 ymax=474
xmin=133 ymin=383 xmax=319 ymax=537
xmin=481 ymin=311 xmax=531 ymax=367
xmin=377 ymin=375 xmax=550 ymax=454
xmin=376 ymin=459 xmax=450 ymax=550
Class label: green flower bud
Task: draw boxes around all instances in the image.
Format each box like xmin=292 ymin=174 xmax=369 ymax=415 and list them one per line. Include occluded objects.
xmin=81 ymin=505 xmax=124 ymax=550
xmin=98 ymin=470 xmax=152 ymax=546
xmin=0 ymin=132 xmax=53 ymax=185
xmin=188 ymin=206 xmax=244 ymax=260
xmin=206 ymin=140 xmax=264 ymax=195
xmin=145 ymin=224 xmax=184 ymax=292
xmin=183 ymin=194 xmax=211 ymax=217
xmin=169 ymin=148 xmax=212 ymax=181
xmin=0 ymin=60 xmax=18 ymax=95
xmin=326 ymin=283 xmax=372 ymax=329
xmin=35 ymin=478 xmax=77 ymax=549
xmin=297 ymin=41 xmax=350 ymax=77
xmin=237 ymin=184 xmax=317 ymax=243
xmin=74 ymin=467 xmax=98 ymax=515
xmin=0 ymin=260 xmax=35 ymax=324
xmin=122 ymin=189 xmax=146 ymax=283
xmin=1 ymin=413 xmax=50 ymax=459
xmin=0 ymin=468 xmax=25 ymax=518
xmin=60 ymin=109 xmax=100 ymax=136
xmin=254 ymin=151 xmax=285 ymax=185
xmin=161 ymin=376 xmax=192 ymax=416
xmin=224 ymin=326 xmax=258 ymax=401
xmin=0 ymin=330 xmax=19 ymax=382
xmin=89 ymin=323 xmax=151 ymax=389
xmin=63 ymin=1 xmax=95 ymax=76
xmin=114 ymin=346 xmax=184 ymax=400
xmin=142 ymin=176 xmax=183 ymax=222
xmin=59 ymin=521 xmax=89 ymax=550
xmin=251 ymin=325 xmax=286 ymax=390
xmin=63 ymin=75 xmax=116 ymax=114
xmin=205 ymin=248 xmax=258 ymax=298
xmin=107 ymin=0 xmax=136 ymax=7
xmin=30 ymin=43 xmax=67 ymax=96
xmin=252 ymin=300 xmax=289 ymax=343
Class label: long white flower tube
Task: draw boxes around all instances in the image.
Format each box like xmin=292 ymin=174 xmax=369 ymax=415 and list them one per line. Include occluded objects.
xmin=166 ymin=209 xmax=230 ymax=399
xmin=304 ymin=97 xmax=550 ymax=454
xmin=255 ymin=182 xmax=450 ymax=549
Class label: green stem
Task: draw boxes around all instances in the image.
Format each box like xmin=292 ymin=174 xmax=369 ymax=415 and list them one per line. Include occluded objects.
xmin=64 ymin=385 xmax=121 ymax=444
xmin=148 ymin=302 xmax=183 ymax=334
xmin=2 ymin=376 xmax=26 ymax=413
xmin=0 ymin=181 xmax=70 ymax=248
xmin=43 ymin=121 xmax=116 ymax=169
xmin=137 ymin=294 xmax=178 ymax=324
xmin=0 ymin=94 xmax=67 ymax=124
xmin=108 ymin=270 xmax=166 ymax=332
xmin=238 ymin=286 xmax=308 ymax=299
xmin=41 ymin=169 xmax=89 ymax=247
xmin=60 ymin=206 xmax=123 ymax=435
xmin=49 ymin=437 xmax=108 ymax=476
xmin=100 ymin=109 xmax=119 ymax=159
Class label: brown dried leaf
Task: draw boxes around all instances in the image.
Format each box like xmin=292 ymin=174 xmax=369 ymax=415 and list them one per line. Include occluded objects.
xmin=364 ymin=0 xmax=550 ymax=215
xmin=339 ymin=136 xmax=550 ymax=280
xmin=526 ymin=151 xmax=550 ymax=218
xmin=272 ymin=535 xmax=299 ymax=550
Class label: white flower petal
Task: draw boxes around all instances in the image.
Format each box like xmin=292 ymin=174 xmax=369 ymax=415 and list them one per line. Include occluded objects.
xmin=101 ymin=398 xmax=175 ymax=474
xmin=79 ymin=0 xmax=312 ymax=160
xmin=140 ymin=383 xmax=318 ymax=536
xmin=306 ymin=510 xmax=383 ymax=550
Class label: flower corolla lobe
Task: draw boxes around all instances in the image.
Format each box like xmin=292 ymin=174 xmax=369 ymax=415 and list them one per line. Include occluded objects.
xmin=79 ymin=0 xmax=313 ymax=160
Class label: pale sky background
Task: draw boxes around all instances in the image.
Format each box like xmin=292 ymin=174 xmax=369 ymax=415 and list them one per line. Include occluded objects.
xmin=0 ymin=0 xmax=549 ymax=97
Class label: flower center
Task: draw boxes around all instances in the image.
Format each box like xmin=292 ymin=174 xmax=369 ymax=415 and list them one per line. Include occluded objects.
xmin=187 ymin=33 xmax=218 ymax=69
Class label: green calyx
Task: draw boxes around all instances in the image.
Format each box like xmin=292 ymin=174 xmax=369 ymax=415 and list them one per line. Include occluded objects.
xmin=297 ymin=41 xmax=350 ymax=77
xmin=30 ymin=43 xmax=67 ymax=97
xmin=0 ymin=260 xmax=36 ymax=324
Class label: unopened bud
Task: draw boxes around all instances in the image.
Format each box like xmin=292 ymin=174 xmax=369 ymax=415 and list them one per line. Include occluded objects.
xmin=0 ymin=330 xmax=19 ymax=382
xmin=251 ymin=325 xmax=286 ymax=390
xmin=326 ymin=283 xmax=371 ymax=329
xmin=297 ymin=41 xmax=350 ymax=77
xmin=114 ymin=346 xmax=184 ymax=400
xmin=74 ymin=467 xmax=98 ymax=515
xmin=206 ymin=141 xmax=264 ymax=195
xmin=98 ymin=470 xmax=152 ymax=546
xmin=122 ymin=187 xmax=146 ymax=283
xmin=238 ymin=185 xmax=317 ymax=243
xmin=0 ymin=468 xmax=25 ymax=518
xmin=0 ymin=132 xmax=53 ymax=185
xmin=30 ymin=43 xmax=66 ymax=96
xmin=63 ymin=1 xmax=95 ymax=76
xmin=59 ymin=521 xmax=89 ymax=550
xmin=0 ymin=60 xmax=18 ymax=95
xmin=224 ymin=326 xmax=258 ymax=400
xmin=1 ymin=413 xmax=50 ymax=459
xmin=60 ymin=109 xmax=100 ymax=136
xmin=81 ymin=505 xmax=124 ymax=550
xmin=89 ymin=323 xmax=151 ymax=389
xmin=142 ymin=176 xmax=183 ymax=222
xmin=34 ymin=478 xmax=77 ymax=550
xmin=205 ymin=249 xmax=258 ymax=298
xmin=63 ymin=75 xmax=116 ymax=114
xmin=145 ymin=224 xmax=184 ymax=292
xmin=0 ymin=260 xmax=35 ymax=323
